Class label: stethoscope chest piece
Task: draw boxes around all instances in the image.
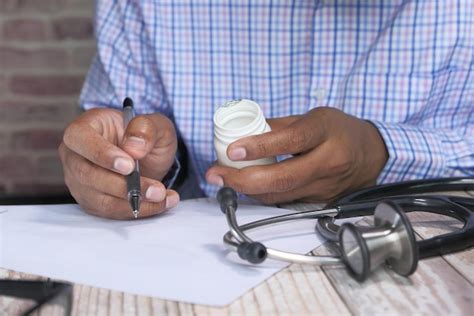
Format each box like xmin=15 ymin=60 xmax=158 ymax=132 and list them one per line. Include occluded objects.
xmin=339 ymin=201 xmax=419 ymax=281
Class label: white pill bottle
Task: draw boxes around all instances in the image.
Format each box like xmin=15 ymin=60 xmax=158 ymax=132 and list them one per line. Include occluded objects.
xmin=213 ymin=99 xmax=276 ymax=169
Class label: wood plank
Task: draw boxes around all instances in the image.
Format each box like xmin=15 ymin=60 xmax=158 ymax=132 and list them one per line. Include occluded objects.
xmin=234 ymin=289 xmax=257 ymax=315
xmin=228 ymin=263 xmax=348 ymax=315
xmin=177 ymin=302 xmax=195 ymax=315
xmin=281 ymin=196 xmax=474 ymax=315
xmin=320 ymin=256 xmax=472 ymax=315
xmin=193 ymin=304 xmax=229 ymax=316
xmin=406 ymin=211 xmax=474 ymax=284
xmin=122 ymin=292 xmax=137 ymax=314
xmin=2 ymin=189 xmax=471 ymax=315
xmin=150 ymin=296 xmax=173 ymax=315
xmin=73 ymin=284 xmax=88 ymax=315
xmin=95 ymin=287 xmax=112 ymax=315
xmin=136 ymin=295 xmax=152 ymax=315
xmin=85 ymin=286 xmax=99 ymax=315
xmin=311 ymin=217 xmax=473 ymax=315
xmin=287 ymin=264 xmax=351 ymax=315
xmin=109 ymin=290 xmax=125 ymax=315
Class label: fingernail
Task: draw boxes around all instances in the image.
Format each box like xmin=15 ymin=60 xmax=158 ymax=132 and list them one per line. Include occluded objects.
xmin=228 ymin=147 xmax=246 ymax=161
xmin=145 ymin=185 xmax=166 ymax=202
xmin=125 ymin=136 xmax=146 ymax=149
xmin=113 ymin=157 xmax=134 ymax=175
xmin=207 ymin=174 xmax=224 ymax=186
xmin=165 ymin=194 xmax=179 ymax=209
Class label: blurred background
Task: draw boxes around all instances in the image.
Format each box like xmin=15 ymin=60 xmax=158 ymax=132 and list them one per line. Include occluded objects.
xmin=0 ymin=0 xmax=94 ymax=196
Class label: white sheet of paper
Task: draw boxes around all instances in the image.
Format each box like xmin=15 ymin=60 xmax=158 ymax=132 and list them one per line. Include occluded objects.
xmin=0 ymin=198 xmax=331 ymax=306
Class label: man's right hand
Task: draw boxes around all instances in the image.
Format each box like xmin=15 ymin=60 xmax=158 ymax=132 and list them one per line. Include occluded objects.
xmin=59 ymin=108 xmax=179 ymax=219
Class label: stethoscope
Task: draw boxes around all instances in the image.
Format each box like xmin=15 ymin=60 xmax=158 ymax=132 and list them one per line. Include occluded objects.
xmin=219 ymin=177 xmax=474 ymax=281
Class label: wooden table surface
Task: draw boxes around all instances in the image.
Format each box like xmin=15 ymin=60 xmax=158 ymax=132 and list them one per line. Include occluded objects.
xmin=1 ymin=190 xmax=473 ymax=315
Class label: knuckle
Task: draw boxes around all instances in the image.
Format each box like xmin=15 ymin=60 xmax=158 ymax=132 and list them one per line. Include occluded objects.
xmin=87 ymin=108 xmax=105 ymax=116
xmin=287 ymin=127 xmax=311 ymax=153
xmin=272 ymin=173 xmax=296 ymax=192
xmin=73 ymin=161 xmax=92 ymax=186
xmin=329 ymin=149 xmax=352 ymax=175
xmin=255 ymin=139 xmax=270 ymax=156
xmin=225 ymin=172 xmax=247 ymax=193
xmin=228 ymin=181 xmax=245 ymax=194
xmin=320 ymin=186 xmax=343 ymax=202
xmin=62 ymin=122 xmax=79 ymax=146
xmin=97 ymin=194 xmax=114 ymax=214
xmin=63 ymin=172 xmax=73 ymax=189
xmin=160 ymin=125 xmax=177 ymax=148
xmin=92 ymin=143 xmax=113 ymax=166
xmin=90 ymin=145 xmax=103 ymax=163
xmin=160 ymin=116 xmax=175 ymax=134
xmin=58 ymin=142 xmax=66 ymax=161
xmin=156 ymin=115 xmax=177 ymax=143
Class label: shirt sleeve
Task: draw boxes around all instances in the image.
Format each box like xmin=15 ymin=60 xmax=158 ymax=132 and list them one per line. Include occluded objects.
xmin=79 ymin=0 xmax=170 ymax=116
xmin=371 ymin=106 xmax=474 ymax=183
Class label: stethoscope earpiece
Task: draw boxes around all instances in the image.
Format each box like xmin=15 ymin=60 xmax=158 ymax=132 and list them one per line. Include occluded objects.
xmin=217 ymin=187 xmax=268 ymax=264
xmin=217 ymin=186 xmax=238 ymax=213
xmin=339 ymin=201 xmax=418 ymax=281
xmin=237 ymin=242 xmax=267 ymax=264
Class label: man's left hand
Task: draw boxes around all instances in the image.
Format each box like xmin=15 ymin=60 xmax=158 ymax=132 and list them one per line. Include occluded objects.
xmin=206 ymin=107 xmax=388 ymax=204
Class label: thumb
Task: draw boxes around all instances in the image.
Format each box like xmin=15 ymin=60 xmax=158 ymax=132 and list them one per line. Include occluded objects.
xmin=122 ymin=115 xmax=157 ymax=160
xmin=122 ymin=114 xmax=176 ymax=160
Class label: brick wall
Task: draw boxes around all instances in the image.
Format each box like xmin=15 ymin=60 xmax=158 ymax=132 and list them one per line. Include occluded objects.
xmin=0 ymin=0 xmax=95 ymax=195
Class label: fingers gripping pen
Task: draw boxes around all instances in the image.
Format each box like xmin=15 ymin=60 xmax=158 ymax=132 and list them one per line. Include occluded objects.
xmin=123 ymin=97 xmax=141 ymax=219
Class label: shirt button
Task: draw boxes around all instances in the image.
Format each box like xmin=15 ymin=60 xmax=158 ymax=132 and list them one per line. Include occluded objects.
xmin=314 ymin=88 xmax=328 ymax=104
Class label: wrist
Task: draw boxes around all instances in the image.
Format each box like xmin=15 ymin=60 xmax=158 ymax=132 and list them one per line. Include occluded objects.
xmin=362 ymin=120 xmax=389 ymax=184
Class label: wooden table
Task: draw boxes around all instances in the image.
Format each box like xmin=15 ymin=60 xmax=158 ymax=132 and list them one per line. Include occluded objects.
xmin=1 ymin=190 xmax=473 ymax=315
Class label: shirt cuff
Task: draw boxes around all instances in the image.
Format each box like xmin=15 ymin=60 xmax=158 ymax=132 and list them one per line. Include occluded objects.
xmin=162 ymin=156 xmax=181 ymax=189
xmin=370 ymin=120 xmax=446 ymax=184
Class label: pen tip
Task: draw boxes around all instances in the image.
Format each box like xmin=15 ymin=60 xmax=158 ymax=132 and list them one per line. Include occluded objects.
xmin=123 ymin=97 xmax=134 ymax=109
xmin=130 ymin=195 xmax=140 ymax=219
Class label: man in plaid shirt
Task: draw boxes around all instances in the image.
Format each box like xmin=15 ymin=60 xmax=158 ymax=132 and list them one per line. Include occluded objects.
xmin=59 ymin=1 xmax=473 ymax=219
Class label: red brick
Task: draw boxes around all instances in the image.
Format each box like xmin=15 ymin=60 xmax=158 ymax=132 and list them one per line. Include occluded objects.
xmin=0 ymin=0 xmax=19 ymax=12
xmin=62 ymin=0 xmax=93 ymax=10
xmin=9 ymin=75 xmax=84 ymax=96
xmin=36 ymin=155 xmax=64 ymax=178
xmin=53 ymin=17 xmax=93 ymax=40
xmin=0 ymin=154 xmax=34 ymax=177
xmin=0 ymin=46 xmax=68 ymax=70
xmin=11 ymin=128 xmax=64 ymax=150
xmin=71 ymin=45 xmax=96 ymax=68
xmin=0 ymin=132 xmax=9 ymax=150
xmin=1 ymin=0 xmax=62 ymax=12
xmin=3 ymin=19 xmax=49 ymax=41
xmin=11 ymin=182 xmax=69 ymax=195
xmin=0 ymin=75 xmax=6 ymax=94
xmin=0 ymin=100 xmax=75 ymax=123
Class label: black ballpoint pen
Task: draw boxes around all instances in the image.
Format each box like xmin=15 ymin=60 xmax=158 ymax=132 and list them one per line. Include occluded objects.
xmin=123 ymin=97 xmax=141 ymax=219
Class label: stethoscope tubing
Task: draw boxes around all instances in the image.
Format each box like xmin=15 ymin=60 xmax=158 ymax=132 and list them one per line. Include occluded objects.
xmin=320 ymin=184 xmax=474 ymax=258
xmin=223 ymin=177 xmax=474 ymax=265
xmin=223 ymin=209 xmax=342 ymax=264
xmin=330 ymin=177 xmax=474 ymax=205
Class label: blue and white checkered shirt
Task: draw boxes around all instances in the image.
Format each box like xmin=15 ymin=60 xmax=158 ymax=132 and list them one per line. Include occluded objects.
xmin=80 ymin=0 xmax=474 ymax=197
